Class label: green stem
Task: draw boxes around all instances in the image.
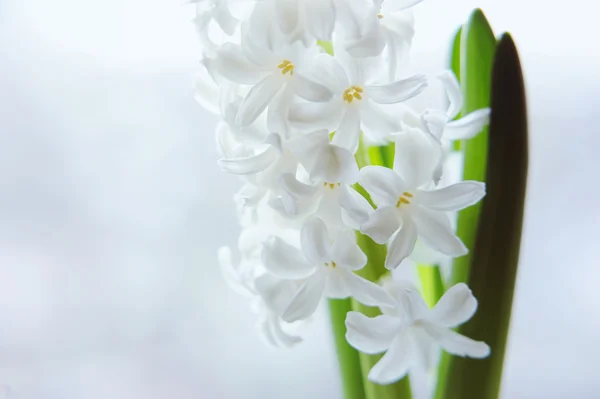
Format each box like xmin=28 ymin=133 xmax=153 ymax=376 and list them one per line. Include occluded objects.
xmin=328 ymin=299 xmax=367 ymax=399
xmin=417 ymin=265 xmax=444 ymax=308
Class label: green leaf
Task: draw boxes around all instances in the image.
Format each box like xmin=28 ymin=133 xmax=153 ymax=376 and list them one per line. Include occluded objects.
xmin=451 ymin=27 xmax=463 ymax=151
xmin=436 ymin=9 xmax=496 ymax=398
xmin=417 ymin=265 xmax=444 ymax=308
xmin=328 ymin=299 xmax=366 ymax=399
xmin=449 ymin=8 xmax=496 ymax=287
xmin=439 ymin=32 xmax=528 ymax=399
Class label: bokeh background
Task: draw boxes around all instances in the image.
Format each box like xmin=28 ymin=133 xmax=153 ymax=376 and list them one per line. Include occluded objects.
xmin=0 ymin=0 xmax=598 ymax=398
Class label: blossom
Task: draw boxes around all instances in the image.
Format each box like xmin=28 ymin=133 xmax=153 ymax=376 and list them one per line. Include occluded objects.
xmin=345 ymin=281 xmax=490 ymax=384
xmin=359 ymin=129 xmax=486 ymax=269
xmin=262 ymin=218 xmax=396 ymax=322
xmin=289 ymin=48 xmax=427 ymax=153
xmin=214 ymin=4 xmax=332 ymax=130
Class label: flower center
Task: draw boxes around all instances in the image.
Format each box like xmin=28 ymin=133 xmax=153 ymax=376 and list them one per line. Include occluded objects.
xmin=343 ymin=86 xmax=364 ymax=103
xmin=323 ymin=182 xmax=341 ymax=189
xmin=396 ymin=192 xmax=413 ymax=207
xmin=278 ymin=60 xmax=295 ymax=76
xmin=377 ymin=13 xmax=384 ymax=19
xmin=324 ymin=261 xmax=337 ymax=268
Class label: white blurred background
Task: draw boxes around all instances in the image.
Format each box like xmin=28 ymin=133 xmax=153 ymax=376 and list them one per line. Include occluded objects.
xmin=0 ymin=0 xmax=598 ymax=398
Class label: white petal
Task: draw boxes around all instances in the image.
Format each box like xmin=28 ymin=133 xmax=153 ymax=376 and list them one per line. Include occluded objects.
xmin=345 ymin=311 xmax=401 ymax=354
xmin=282 ymin=272 xmax=326 ymax=322
xmin=361 ymin=205 xmax=401 ymax=244
xmin=305 ymin=0 xmax=336 ymax=41
xmin=262 ymin=237 xmax=315 ymax=279
xmin=292 ymin=73 xmax=334 ymax=102
xmin=267 ymin=86 xmax=293 ymax=135
xmin=274 ymin=0 xmax=299 ymax=34
xmin=345 ymin=16 xmax=386 ymax=58
xmin=217 ymin=146 xmax=278 ymax=175
xmin=393 ymin=129 xmax=442 ymax=188
xmin=343 ymin=271 xmax=397 ymax=307
xmin=385 ymin=217 xmax=418 ymax=270
xmin=361 ymin=101 xmax=401 ymax=142
xmin=254 ymin=273 xmax=299 ymax=315
xmin=423 ymin=323 xmax=490 ymax=358
xmin=236 ymin=74 xmax=285 ymax=127
xmin=312 ymin=144 xmax=359 ymax=184
xmin=216 ymin=43 xmax=265 ymax=85
xmin=438 ymin=71 xmax=462 ymax=119
xmin=411 ymin=206 xmax=468 ymax=257
xmin=358 ymin=166 xmax=405 ymax=207
xmin=444 ymin=108 xmax=491 ymax=140
xmin=382 ymin=0 xmax=425 ymax=12
xmin=331 ymin=230 xmax=366 ymax=270
xmin=429 ymin=283 xmax=478 ymax=328
xmin=213 ymin=0 xmax=238 ymax=35
xmin=304 ymin=53 xmax=349 ymax=94
xmin=301 ymin=218 xmax=331 ymax=263
xmin=288 ymin=100 xmax=343 ymax=131
xmin=368 ymin=334 xmax=413 ymax=385
xmin=422 ymin=109 xmax=449 ymax=142
xmin=324 ymin=269 xmax=351 ymax=298
xmin=259 ymin=314 xmax=302 ymax=348
xmin=279 ymin=173 xmax=320 ymax=199
xmin=366 ymin=75 xmax=428 ymax=104
xmin=339 ymin=185 xmax=374 ymax=230
xmin=332 ymin=108 xmax=362 ymax=154
xmin=416 ymin=181 xmax=485 ymax=211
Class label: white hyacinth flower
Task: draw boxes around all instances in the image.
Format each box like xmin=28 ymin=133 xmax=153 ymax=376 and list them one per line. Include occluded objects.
xmin=262 ymin=218 xmax=396 ymax=322
xmin=345 ymin=281 xmax=490 ymax=385
xmin=359 ymin=129 xmax=486 ymax=269
xmin=214 ymin=4 xmax=332 ymax=129
xmin=289 ymin=48 xmax=427 ymax=153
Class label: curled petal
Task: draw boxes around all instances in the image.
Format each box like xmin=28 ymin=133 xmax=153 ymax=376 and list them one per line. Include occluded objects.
xmin=416 ymin=181 xmax=486 ymax=211
xmin=282 ymin=272 xmax=326 ymax=322
xmin=216 ymin=43 xmax=265 ymax=85
xmin=385 ymin=217 xmax=418 ymax=270
xmin=361 ymin=205 xmax=401 ymax=244
xmin=339 ymin=185 xmax=374 ymax=229
xmin=288 ymin=100 xmax=343 ymax=131
xmin=429 ymin=283 xmax=478 ymax=328
xmin=331 ymin=230 xmax=366 ymax=270
xmin=217 ymin=147 xmax=278 ymax=175
xmin=305 ymin=0 xmax=336 ymax=41
xmin=345 ymin=311 xmax=401 ymax=354
xmin=262 ymin=237 xmax=315 ymax=279
xmin=411 ymin=206 xmax=468 ymax=257
xmin=368 ymin=334 xmax=413 ymax=385
xmin=359 ymin=166 xmax=405 ymax=207
xmin=343 ymin=271 xmax=397 ymax=307
xmin=301 ymin=218 xmax=331 ymax=263
xmin=236 ymin=74 xmax=285 ymax=127
xmin=366 ymin=75 xmax=428 ymax=104
xmin=444 ymin=108 xmax=491 ymax=140
xmin=423 ymin=323 xmax=491 ymax=358
xmin=438 ymin=71 xmax=463 ymax=119
xmin=393 ymin=129 xmax=442 ymax=189
xmin=275 ymin=0 xmax=299 ymax=34
xmin=332 ymin=108 xmax=362 ymax=154
xmin=292 ymin=73 xmax=334 ymax=102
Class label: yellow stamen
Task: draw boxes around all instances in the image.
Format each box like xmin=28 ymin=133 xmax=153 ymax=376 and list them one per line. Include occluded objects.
xmin=377 ymin=13 xmax=384 ymax=19
xmin=324 ymin=261 xmax=337 ymax=268
xmin=278 ymin=60 xmax=295 ymax=76
xmin=343 ymin=86 xmax=365 ymax=103
xmin=396 ymin=192 xmax=414 ymax=208
xmin=323 ymin=182 xmax=341 ymax=189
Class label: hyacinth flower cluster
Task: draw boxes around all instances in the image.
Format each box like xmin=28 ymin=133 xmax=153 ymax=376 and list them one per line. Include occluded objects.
xmin=191 ymin=0 xmax=495 ymax=389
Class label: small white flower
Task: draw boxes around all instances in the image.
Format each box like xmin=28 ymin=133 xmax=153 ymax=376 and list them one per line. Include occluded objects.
xmin=359 ymin=130 xmax=486 ymax=269
xmin=418 ymin=71 xmax=491 ymax=143
xmin=214 ymin=4 xmax=332 ymax=129
xmin=289 ymin=49 xmax=427 ymax=153
xmin=218 ymin=246 xmax=303 ymax=347
xmin=345 ymin=281 xmax=490 ymax=385
xmin=262 ymin=218 xmax=396 ymax=322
